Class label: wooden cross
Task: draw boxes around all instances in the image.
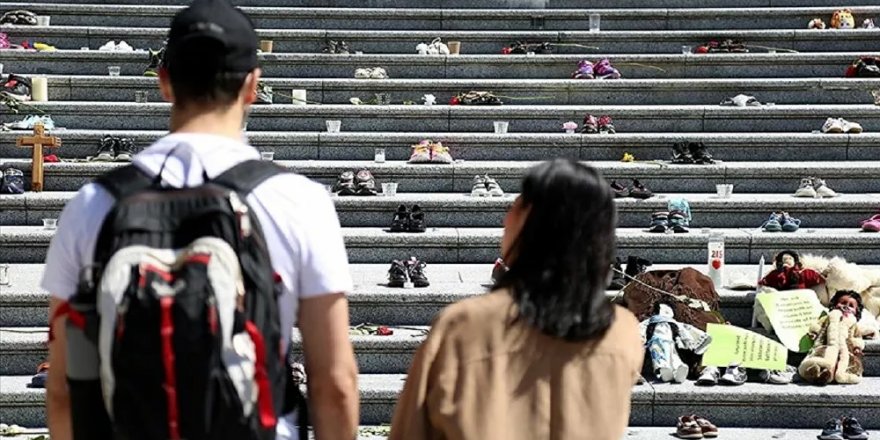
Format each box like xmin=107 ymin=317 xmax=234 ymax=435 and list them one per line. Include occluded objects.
xmin=16 ymin=122 xmax=61 ymax=192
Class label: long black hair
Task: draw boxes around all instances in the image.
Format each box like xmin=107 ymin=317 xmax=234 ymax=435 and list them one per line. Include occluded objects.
xmin=494 ymin=159 xmax=617 ymax=341
xmin=830 ymin=290 xmax=865 ymax=321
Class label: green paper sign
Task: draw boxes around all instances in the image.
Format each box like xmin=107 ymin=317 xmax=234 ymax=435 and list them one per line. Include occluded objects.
xmin=702 ymin=324 xmax=788 ymax=370
xmin=756 ymin=289 xmax=826 ymax=353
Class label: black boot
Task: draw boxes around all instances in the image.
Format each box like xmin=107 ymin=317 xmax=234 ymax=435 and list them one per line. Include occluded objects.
xmin=671 ymin=142 xmax=695 ymax=164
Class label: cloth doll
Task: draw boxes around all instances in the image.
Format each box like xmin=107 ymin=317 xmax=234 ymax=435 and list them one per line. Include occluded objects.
xmin=639 ymin=301 xmax=712 ymax=383
xmin=798 ymin=290 xmax=866 ymax=385
xmin=759 ymin=250 xmax=824 ymax=291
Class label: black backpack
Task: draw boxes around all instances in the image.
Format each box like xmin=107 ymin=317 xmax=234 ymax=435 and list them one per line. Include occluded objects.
xmin=59 ymin=159 xmax=306 ymax=440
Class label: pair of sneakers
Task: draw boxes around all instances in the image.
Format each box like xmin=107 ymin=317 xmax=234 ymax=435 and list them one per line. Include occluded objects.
xmin=610 ymin=179 xmax=652 ymax=199
xmin=649 ymin=198 xmax=691 ymax=233
xmin=672 ymin=142 xmax=715 ymax=164
xmin=819 ymin=417 xmax=869 ymax=440
xmin=0 ymin=167 xmax=25 ymax=194
xmin=822 ymin=117 xmax=863 ymax=134
xmin=762 ymin=211 xmax=800 ymax=232
xmin=571 ymin=58 xmax=621 ymax=79
xmin=1 ymin=74 xmax=32 ymax=101
xmin=415 ymin=38 xmax=449 ymax=55
xmin=696 ymin=365 xmax=746 ymax=386
xmin=387 ymin=257 xmax=430 ymax=288
xmin=390 ymin=205 xmax=426 ymax=233
xmin=0 ymin=9 xmax=37 ymax=25
xmin=98 ymin=41 xmax=135 ymax=52
xmin=92 ymin=135 xmax=136 ymax=162
xmin=2 ymin=115 xmax=55 ymax=131
xmin=581 ymin=115 xmax=615 ymax=134
xmin=676 ymin=415 xmax=718 ymax=439
xmin=794 ymin=176 xmax=838 ymax=198
xmin=409 ymin=140 xmax=453 ymax=164
xmin=471 ymin=175 xmax=503 ymax=197
xmin=334 ymin=169 xmax=378 ymax=196
xmin=608 ymin=256 xmax=652 ymax=290
xmin=323 ymin=40 xmax=352 ymax=54
xmin=354 ymin=67 xmax=388 ymax=79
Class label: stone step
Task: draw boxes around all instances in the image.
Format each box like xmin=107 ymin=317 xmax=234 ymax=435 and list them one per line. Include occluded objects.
xmin=1 ymin=131 xmax=877 ymax=162
xmin=2 ymin=225 xmax=879 ymax=264
xmin=23 ymin=75 xmax=880 ymax=106
xmin=0 ymin=160 xmax=878 ymax=194
xmin=23 ymin=0 xmax=880 ymax=9
xmin=3 ymin=27 xmax=880 ymax=54
xmin=7 ymin=3 xmax=880 ymax=30
xmin=5 ymin=51 xmax=876 ymax=79
xmin=2 ymin=192 xmax=877 ymax=229
xmin=2 ymin=373 xmax=878 ymax=428
xmin=3 ymin=103 xmax=880 ymax=132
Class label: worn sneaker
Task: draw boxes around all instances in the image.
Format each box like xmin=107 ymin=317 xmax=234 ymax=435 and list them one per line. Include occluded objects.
xmin=99 ymin=41 xmax=118 ymax=51
xmin=581 ymin=114 xmax=599 ymax=134
xmin=491 ymin=258 xmax=508 ymax=284
xmin=794 ymin=177 xmax=818 ymax=197
xmin=572 ymin=60 xmax=595 ymax=79
xmin=624 ymin=256 xmax=651 ymax=280
xmin=762 ymin=212 xmax=783 ymax=232
xmin=696 ymin=366 xmax=720 ymax=386
xmin=485 ymin=175 xmax=504 ymax=196
xmin=759 ymin=365 xmax=796 ymax=384
xmin=115 ymin=41 xmax=134 ymax=52
xmin=387 ymin=260 xmax=409 ymax=287
xmin=593 ymin=58 xmax=621 ymax=79
xmin=671 ymin=142 xmax=695 ymax=164
xmin=429 ymin=142 xmax=453 ymax=164
xmin=0 ymin=9 xmax=37 ymax=26
xmin=1 ymin=74 xmax=32 ymax=101
xmin=334 ymin=170 xmax=357 ymax=196
xmin=780 ymin=212 xmax=801 ymax=232
xmin=648 ymin=211 xmax=669 ymax=233
xmin=409 ymin=205 xmax=427 ymax=232
xmin=355 ymin=169 xmax=378 ymax=196
xmin=629 ymin=179 xmax=653 ymax=199
xmin=471 ymin=175 xmax=489 ymax=197
xmin=689 ymin=142 xmax=715 ymax=164
xmin=0 ymin=168 xmax=26 ymax=194
xmin=114 ymin=138 xmax=135 ymax=162
xmin=668 ymin=198 xmax=691 ymax=233
xmin=822 ymin=117 xmax=845 ymax=133
xmin=256 ymin=81 xmax=273 ymax=104
xmin=840 ymin=118 xmax=863 ymax=134
xmin=676 ymin=416 xmax=704 ymax=439
xmin=390 ymin=205 xmax=410 ymax=232
xmin=842 ymin=417 xmax=869 ymax=440
xmin=144 ymin=47 xmax=164 ymax=76
xmin=409 ymin=140 xmax=432 ymax=163
xmin=610 ymin=180 xmax=630 ymax=198
xmin=407 ymin=257 xmax=430 ymax=287
xmin=819 ymin=419 xmax=845 ymax=440
xmin=2 ymin=114 xmax=41 ymax=130
xmin=598 ymin=115 xmax=616 ymax=134
xmin=692 ymin=415 xmax=718 ymax=438
xmin=719 ymin=364 xmax=747 ymax=385
xmin=812 ymin=177 xmax=838 ymax=198
xmin=93 ymin=135 xmax=117 ymax=161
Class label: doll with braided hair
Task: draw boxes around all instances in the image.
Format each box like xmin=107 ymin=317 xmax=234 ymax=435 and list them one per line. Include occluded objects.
xmin=798 ymin=290 xmax=866 ymax=385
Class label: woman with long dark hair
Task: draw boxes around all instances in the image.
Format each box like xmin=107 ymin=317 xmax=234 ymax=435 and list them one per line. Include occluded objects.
xmin=390 ymin=159 xmax=644 ymax=440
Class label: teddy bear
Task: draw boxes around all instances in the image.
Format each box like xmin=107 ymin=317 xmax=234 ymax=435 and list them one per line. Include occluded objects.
xmin=831 ymin=9 xmax=855 ymax=29
xmin=808 ymin=18 xmax=826 ymax=29
xmin=798 ymin=291 xmax=866 ymax=385
xmin=799 ymin=254 xmax=880 ymax=338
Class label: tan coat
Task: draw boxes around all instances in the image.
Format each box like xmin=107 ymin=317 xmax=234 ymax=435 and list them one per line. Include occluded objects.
xmin=798 ymin=308 xmax=865 ymax=385
xmin=389 ymin=290 xmax=644 ymax=440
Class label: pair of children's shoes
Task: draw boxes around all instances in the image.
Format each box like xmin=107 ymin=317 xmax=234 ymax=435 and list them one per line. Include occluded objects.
xmin=390 ymin=205 xmax=426 ymax=233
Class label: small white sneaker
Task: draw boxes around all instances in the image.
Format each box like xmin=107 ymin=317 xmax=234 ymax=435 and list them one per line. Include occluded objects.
xmin=115 ymin=40 xmax=134 ymax=52
xmin=370 ymin=67 xmax=388 ymax=79
xmin=839 ymin=118 xmax=863 ymax=134
xmin=471 ymin=175 xmax=488 ymax=197
xmin=485 ymin=175 xmax=504 ymax=196
xmin=354 ymin=68 xmax=370 ymax=79
xmin=99 ymin=41 xmax=117 ymax=51
xmin=812 ymin=177 xmax=838 ymax=198
xmin=793 ymin=177 xmax=818 ymax=198
xmin=821 ymin=117 xmax=844 ymax=133
xmin=696 ymin=366 xmax=719 ymax=386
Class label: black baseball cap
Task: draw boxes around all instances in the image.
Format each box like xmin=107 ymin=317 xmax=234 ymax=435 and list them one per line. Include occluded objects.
xmin=164 ymin=0 xmax=259 ymax=74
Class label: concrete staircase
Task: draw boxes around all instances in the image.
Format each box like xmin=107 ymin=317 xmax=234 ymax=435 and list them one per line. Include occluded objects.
xmin=2 ymin=0 xmax=880 ymax=438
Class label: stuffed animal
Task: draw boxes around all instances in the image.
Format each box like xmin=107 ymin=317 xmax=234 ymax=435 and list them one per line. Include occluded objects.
xmin=417 ymin=38 xmax=449 ymax=55
xmin=831 ymin=9 xmax=855 ymax=29
xmin=808 ymin=18 xmax=827 ymax=29
xmin=798 ymin=291 xmax=866 ymax=384
xmin=759 ymin=250 xmax=824 ymax=291
xmin=639 ymin=302 xmax=712 ymax=383
xmin=800 ymin=254 xmax=880 ymax=337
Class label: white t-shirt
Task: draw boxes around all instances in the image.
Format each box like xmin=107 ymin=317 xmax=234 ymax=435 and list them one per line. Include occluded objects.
xmin=41 ymin=132 xmax=353 ymax=351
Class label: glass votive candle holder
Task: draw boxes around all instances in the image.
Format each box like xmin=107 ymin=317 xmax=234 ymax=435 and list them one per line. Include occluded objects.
xmin=589 ymin=14 xmax=601 ymax=32
xmin=108 ymin=66 xmax=121 ymax=76
xmin=43 ymin=218 xmax=58 ymax=230
xmin=381 ymin=182 xmax=398 ymax=197
xmin=0 ymin=265 xmax=9 ymax=286
xmin=374 ymin=148 xmax=386 ymax=163
xmin=326 ymin=120 xmax=341 ymax=133
xmin=494 ymin=121 xmax=509 ymax=134
xmin=260 ymin=151 xmax=275 ymax=161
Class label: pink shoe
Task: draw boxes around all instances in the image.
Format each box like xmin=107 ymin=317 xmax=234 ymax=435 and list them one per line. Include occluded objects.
xmin=861 ymin=214 xmax=880 ymax=232
xmin=572 ymin=59 xmax=594 ymax=79
xmin=593 ymin=58 xmax=621 ymax=79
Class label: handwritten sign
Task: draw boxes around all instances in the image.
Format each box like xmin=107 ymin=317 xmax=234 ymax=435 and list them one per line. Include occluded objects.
xmin=701 ymin=324 xmax=787 ymax=370
xmin=756 ymin=290 xmax=825 ymax=352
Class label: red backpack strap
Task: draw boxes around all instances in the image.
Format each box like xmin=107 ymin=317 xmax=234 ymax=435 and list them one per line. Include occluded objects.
xmin=48 ymin=301 xmax=87 ymax=343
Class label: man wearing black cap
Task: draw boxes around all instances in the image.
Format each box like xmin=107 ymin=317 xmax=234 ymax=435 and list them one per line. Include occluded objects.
xmin=43 ymin=1 xmax=359 ymax=439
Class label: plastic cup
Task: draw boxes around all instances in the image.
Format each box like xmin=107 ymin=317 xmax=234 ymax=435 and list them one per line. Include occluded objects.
xmin=260 ymin=151 xmax=275 ymax=161
xmin=682 ymin=45 xmax=691 ymax=54
xmin=326 ymin=120 xmax=341 ymax=133
xmin=36 ymin=16 xmax=50 ymax=26
xmin=382 ymin=182 xmax=398 ymax=197
xmin=589 ymin=14 xmax=601 ymax=32
xmin=448 ymin=41 xmax=461 ymax=55
xmin=374 ymin=148 xmax=386 ymax=163
xmin=715 ymin=184 xmax=734 ymax=198
xmin=260 ymin=40 xmax=274 ymax=53
xmin=108 ymin=66 xmax=121 ymax=76
xmin=494 ymin=121 xmax=509 ymax=134
xmin=43 ymin=218 xmax=58 ymax=230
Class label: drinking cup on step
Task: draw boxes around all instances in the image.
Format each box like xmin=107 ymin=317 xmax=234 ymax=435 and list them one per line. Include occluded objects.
xmin=260 ymin=151 xmax=275 ymax=161
xmin=108 ymin=66 xmax=121 ymax=76
xmin=326 ymin=120 xmax=341 ymax=133
xmin=715 ymin=184 xmax=734 ymax=198
xmin=0 ymin=265 xmax=9 ymax=286
xmin=260 ymin=40 xmax=274 ymax=53
xmin=494 ymin=121 xmax=509 ymax=134
xmin=589 ymin=14 xmax=601 ymax=32
xmin=374 ymin=148 xmax=386 ymax=163
xmin=448 ymin=41 xmax=461 ymax=55
xmin=36 ymin=16 xmax=50 ymax=26
xmin=43 ymin=218 xmax=58 ymax=230
xmin=382 ymin=182 xmax=398 ymax=197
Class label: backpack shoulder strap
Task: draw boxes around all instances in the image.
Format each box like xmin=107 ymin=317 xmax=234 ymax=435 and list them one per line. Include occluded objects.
xmin=211 ymin=159 xmax=286 ymax=195
xmin=93 ymin=165 xmax=153 ymax=200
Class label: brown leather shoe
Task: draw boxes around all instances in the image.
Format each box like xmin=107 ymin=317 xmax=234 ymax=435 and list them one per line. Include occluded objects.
xmin=676 ymin=415 xmax=703 ymax=439
xmin=692 ymin=415 xmax=718 ymax=438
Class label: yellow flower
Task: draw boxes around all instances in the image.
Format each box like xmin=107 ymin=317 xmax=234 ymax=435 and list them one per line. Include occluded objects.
xmin=621 ymin=152 xmax=635 ymax=162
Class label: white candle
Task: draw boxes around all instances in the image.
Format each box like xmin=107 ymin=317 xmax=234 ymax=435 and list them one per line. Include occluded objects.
xmin=291 ymin=89 xmax=307 ymax=105
xmin=32 ymin=76 xmax=48 ymax=102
